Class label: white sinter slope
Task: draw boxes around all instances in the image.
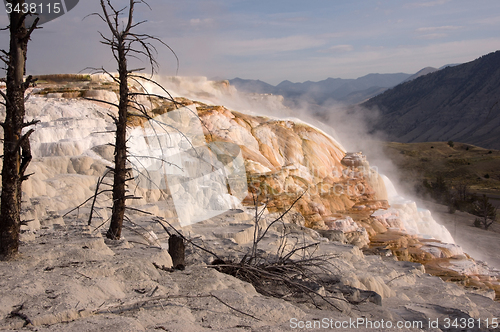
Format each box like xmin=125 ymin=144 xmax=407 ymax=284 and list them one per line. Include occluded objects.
xmin=379 ymin=174 xmax=455 ymax=244
xmin=4 ymin=78 xmax=456 ymax=247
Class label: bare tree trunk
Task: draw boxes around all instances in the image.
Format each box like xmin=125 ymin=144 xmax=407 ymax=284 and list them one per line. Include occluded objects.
xmin=0 ymin=3 xmax=37 ymax=259
xmin=107 ymin=44 xmax=129 ymax=239
xmin=168 ymin=234 xmax=185 ymax=270
xmin=97 ymin=0 xmax=177 ymax=240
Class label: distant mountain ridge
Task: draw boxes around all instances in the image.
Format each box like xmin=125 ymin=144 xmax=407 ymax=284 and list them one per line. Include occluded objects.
xmin=402 ymin=67 xmax=438 ymax=83
xmin=362 ymin=51 xmax=500 ymax=150
xmin=229 ymin=72 xmax=413 ymax=105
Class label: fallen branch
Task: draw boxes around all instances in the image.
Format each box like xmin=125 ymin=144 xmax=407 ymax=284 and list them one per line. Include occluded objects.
xmin=94 ymin=293 xmax=261 ymax=321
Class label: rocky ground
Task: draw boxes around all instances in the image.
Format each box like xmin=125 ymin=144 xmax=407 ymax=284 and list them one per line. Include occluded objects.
xmin=1 ymin=206 xmax=500 ymax=331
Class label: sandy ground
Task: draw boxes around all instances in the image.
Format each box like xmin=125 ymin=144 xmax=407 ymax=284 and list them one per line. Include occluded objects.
xmin=2 ymin=208 xmax=500 ymax=331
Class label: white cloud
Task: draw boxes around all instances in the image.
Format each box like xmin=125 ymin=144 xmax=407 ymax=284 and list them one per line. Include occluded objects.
xmin=229 ymin=38 xmax=500 ymax=83
xmin=473 ymin=15 xmax=500 ymax=26
xmin=414 ymin=26 xmax=461 ymax=40
xmin=305 ymin=38 xmax=500 ymax=79
xmin=416 ymin=33 xmax=448 ymax=40
xmin=2 ymin=0 xmax=498 ymax=84
xmin=319 ymin=44 xmax=354 ymax=53
xmin=190 ymin=18 xmax=214 ymax=27
xmin=407 ymin=0 xmax=451 ymax=8
xmin=218 ymin=35 xmax=327 ymax=56
xmin=416 ymin=25 xmax=461 ymax=32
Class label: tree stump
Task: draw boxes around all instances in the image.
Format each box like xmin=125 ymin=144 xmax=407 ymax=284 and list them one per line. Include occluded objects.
xmin=168 ymin=235 xmax=185 ymax=270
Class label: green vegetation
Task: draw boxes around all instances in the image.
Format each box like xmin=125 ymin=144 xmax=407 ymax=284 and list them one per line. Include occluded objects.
xmin=383 ymin=141 xmax=500 ymax=193
xmin=383 ymin=141 xmax=500 ymax=228
xmin=420 ymin=176 xmax=497 ymax=229
xmin=35 ymin=87 xmax=84 ymax=96
xmin=33 ymin=74 xmax=92 ymax=83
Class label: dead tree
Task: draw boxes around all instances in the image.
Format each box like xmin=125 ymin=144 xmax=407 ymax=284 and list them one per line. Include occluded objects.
xmin=0 ymin=1 xmax=39 ymax=259
xmin=94 ymin=0 xmax=177 ymax=239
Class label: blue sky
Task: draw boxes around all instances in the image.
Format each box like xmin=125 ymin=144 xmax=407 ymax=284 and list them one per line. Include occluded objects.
xmin=1 ymin=0 xmax=500 ymax=84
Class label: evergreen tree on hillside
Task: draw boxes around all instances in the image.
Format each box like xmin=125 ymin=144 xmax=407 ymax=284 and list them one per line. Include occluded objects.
xmin=472 ymin=195 xmax=497 ymax=230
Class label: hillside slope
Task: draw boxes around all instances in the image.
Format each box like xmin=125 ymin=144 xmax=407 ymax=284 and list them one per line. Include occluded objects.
xmin=401 ymin=66 xmax=438 ymax=83
xmin=363 ymin=51 xmax=500 ymax=149
xmin=381 ymin=141 xmax=500 ymax=195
